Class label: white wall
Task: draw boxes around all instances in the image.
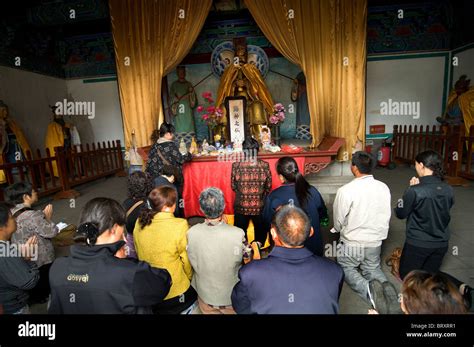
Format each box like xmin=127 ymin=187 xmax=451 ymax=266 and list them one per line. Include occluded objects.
xmin=0 ymin=66 xmax=67 ymax=152
xmin=0 ymin=66 xmax=125 ymax=152
xmin=452 ymin=47 xmax=474 ymax=85
xmin=366 ymin=54 xmax=447 ymax=135
xmin=65 ymin=78 xmax=124 ymax=146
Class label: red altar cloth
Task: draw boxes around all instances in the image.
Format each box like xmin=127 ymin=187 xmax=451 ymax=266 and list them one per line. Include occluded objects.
xmin=183 ymin=157 xmax=305 ymax=217
xmin=137 ymin=137 xmax=344 ymax=218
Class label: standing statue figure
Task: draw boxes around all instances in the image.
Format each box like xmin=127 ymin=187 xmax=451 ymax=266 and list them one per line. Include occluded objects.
xmin=215 ymin=37 xmax=274 ymax=141
xmin=0 ymin=100 xmax=32 ymax=184
xmin=291 ymin=72 xmax=312 ymax=140
xmin=170 ymin=65 xmax=197 ymax=141
xmin=437 ymin=75 xmax=474 ymax=133
xmin=45 ymin=105 xmax=72 ymax=177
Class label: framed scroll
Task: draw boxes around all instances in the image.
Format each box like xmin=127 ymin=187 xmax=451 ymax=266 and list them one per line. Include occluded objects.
xmin=225 ymin=96 xmax=247 ymax=143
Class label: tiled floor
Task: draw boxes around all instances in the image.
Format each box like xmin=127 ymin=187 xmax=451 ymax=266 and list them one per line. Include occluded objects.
xmin=30 ymin=165 xmax=473 ymax=314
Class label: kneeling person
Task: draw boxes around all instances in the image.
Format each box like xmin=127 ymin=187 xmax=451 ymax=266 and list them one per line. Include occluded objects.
xmin=232 ymin=206 xmax=344 ymax=314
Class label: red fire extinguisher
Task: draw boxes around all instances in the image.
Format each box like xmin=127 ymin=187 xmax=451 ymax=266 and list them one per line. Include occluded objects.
xmin=377 ymin=141 xmax=392 ymax=167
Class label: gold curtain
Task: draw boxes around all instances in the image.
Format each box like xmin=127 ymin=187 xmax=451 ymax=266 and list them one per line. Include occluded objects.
xmin=109 ymin=0 xmax=212 ymax=148
xmin=245 ymin=0 xmax=367 ymax=157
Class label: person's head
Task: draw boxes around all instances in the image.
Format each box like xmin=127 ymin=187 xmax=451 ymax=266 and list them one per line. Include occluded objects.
xmin=401 ymin=270 xmax=467 ymax=314
xmin=5 ymin=182 xmax=38 ymax=206
xmin=270 ymin=205 xmax=313 ymax=248
xmin=242 ymin=137 xmax=259 ymax=152
xmin=161 ymin=165 xmax=175 ymax=183
xmin=415 ymin=150 xmax=444 ymax=178
xmin=127 ymin=171 xmax=152 ymax=200
xmin=199 ymin=187 xmax=225 ymax=219
xmin=75 ymin=198 xmax=126 ymax=246
xmin=0 ymin=203 xmax=16 ymax=241
xmin=276 ymin=157 xmax=312 ymax=208
xmin=139 ymin=186 xmax=177 ymax=228
xmin=351 ymin=151 xmax=375 ymax=177
xmin=159 ymin=122 xmax=175 ymax=140
xmin=177 ymin=65 xmax=186 ymax=80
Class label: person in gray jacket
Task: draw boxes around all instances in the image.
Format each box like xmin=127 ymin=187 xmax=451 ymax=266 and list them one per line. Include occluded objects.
xmin=187 ymin=188 xmax=250 ymax=314
xmin=0 ymin=203 xmax=39 ymax=314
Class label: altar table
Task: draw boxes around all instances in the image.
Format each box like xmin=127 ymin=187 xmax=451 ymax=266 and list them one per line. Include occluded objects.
xmin=182 ymin=137 xmax=344 ymax=217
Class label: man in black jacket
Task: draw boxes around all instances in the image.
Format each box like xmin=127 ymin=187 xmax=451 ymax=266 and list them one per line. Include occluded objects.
xmin=395 ymin=150 xmax=454 ymax=279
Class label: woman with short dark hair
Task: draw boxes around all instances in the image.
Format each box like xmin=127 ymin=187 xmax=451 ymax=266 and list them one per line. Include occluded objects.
xmin=48 ymin=197 xmax=171 ymax=314
xmin=134 ymin=187 xmax=196 ymax=314
xmin=395 ymin=150 xmax=454 ymax=279
xmin=262 ymin=157 xmax=328 ymax=256
xmin=5 ymin=182 xmax=57 ymax=304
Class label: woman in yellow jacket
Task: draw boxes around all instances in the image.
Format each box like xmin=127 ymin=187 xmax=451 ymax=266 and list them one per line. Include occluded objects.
xmin=134 ymin=186 xmax=196 ymax=314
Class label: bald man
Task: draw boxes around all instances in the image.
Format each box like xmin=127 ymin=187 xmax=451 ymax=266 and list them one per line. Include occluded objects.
xmin=231 ymin=205 xmax=344 ymax=314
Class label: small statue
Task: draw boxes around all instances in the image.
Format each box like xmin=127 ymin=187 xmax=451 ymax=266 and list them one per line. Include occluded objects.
xmin=179 ymin=138 xmax=187 ymax=155
xmin=260 ymin=126 xmax=271 ymax=150
xmin=189 ymin=137 xmax=198 ymax=155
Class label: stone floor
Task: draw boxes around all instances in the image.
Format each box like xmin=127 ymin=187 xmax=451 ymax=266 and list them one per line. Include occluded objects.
xmin=31 ymin=164 xmax=474 ymax=314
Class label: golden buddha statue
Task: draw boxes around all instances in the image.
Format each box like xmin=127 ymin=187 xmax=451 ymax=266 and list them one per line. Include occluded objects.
xmin=215 ymin=38 xmax=274 ymax=141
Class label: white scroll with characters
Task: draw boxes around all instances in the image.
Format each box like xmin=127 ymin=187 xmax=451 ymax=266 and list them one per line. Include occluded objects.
xmin=225 ymin=96 xmax=246 ymax=144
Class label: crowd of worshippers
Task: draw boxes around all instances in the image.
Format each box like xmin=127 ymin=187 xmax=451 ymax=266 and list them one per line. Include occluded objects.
xmin=0 ymin=122 xmax=472 ymax=315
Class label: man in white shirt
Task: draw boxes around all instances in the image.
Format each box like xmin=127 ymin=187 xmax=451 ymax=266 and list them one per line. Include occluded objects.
xmin=331 ymin=151 xmax=398 ymax=313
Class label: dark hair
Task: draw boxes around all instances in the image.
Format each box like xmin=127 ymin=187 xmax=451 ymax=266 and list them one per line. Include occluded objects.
xmin=75 ymin=198 xmax=126 ymax=245
xmin=272 ymin=205 xmax=310 ymax=247
xmin=162 ymin=165 xmax=175 ymax=177
xmin=242 ymin=137 xmax=259 ymax=152
xmin=351 ymin=151 xmax=375 ymax=174
xmin=5 ymin=182 xmax=33 ymax=205
xmin=0 ymin=203 xmax=12 ymax=228
xmin=139 ymin=186 xmax=177 ymax=228
xmin=159 ymin=122 xmax=175 ymax=138
xmin=402 ymin=270 xmax=467 ymax=314
xmin=276 ymin=157 xmax=311 ymax=208
xmin=150 ymin=129 xmax=160 ymax=143
xmin=127 ymin=171 xmax=153 ymax=200
xmin=415 ymin=150 xmax=444 ymax=179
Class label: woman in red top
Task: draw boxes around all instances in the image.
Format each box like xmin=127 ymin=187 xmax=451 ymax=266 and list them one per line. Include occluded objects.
xmin=231 ymin=138 xmax=272 ymax=247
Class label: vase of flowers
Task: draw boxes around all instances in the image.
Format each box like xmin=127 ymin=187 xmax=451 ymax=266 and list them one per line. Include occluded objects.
xmin=269 ymin=103 xmax=286 ymax=146
xmin=197 ymin=91 xmax=223 ymax=145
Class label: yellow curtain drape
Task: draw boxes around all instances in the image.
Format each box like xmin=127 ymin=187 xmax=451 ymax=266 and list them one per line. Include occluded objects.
xmin=109 ymin=0 xmax=212 ymax=148
xmin=245 ymin=0 xmax=367 ymax=158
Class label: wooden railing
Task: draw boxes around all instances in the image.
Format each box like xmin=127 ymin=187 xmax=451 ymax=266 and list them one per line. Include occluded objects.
xmin=0 ymin=140 xmax=126 ymax=201
xmin=457 ymin=125 xmax=474 ymax=180
xmin=393 ymin=124 xmax=474 ymax=180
